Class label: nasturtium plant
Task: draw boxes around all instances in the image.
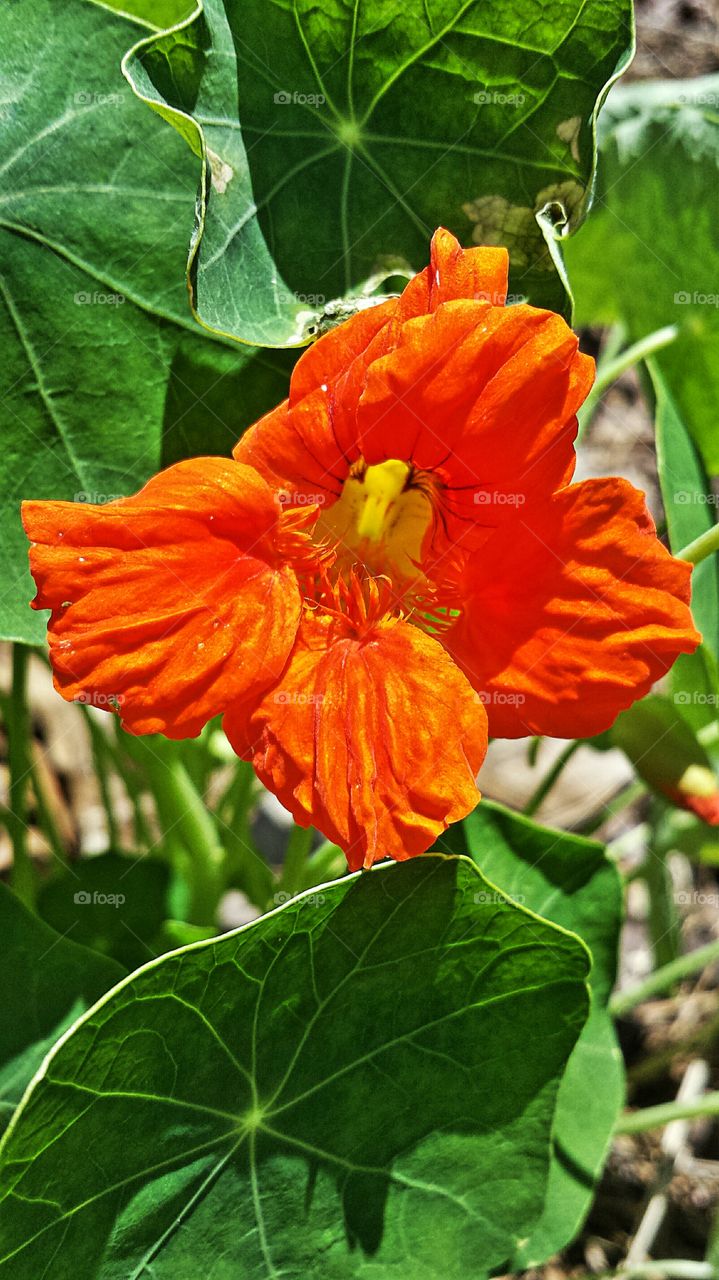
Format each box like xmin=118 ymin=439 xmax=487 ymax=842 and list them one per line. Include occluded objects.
xmin=22 ymin=228 xmax=700 ymax=872
xmin=3 ymin=0 xmax=719 ymax=1274
xmin=125 ymin=0 xmax=634 ymax=344
xmin=0 ymin=857 xmax=590 ymax=1278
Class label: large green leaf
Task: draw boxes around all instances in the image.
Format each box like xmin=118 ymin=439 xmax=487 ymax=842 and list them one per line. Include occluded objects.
xmin=125 ymin=0 xmax=634 ymax=345
xmin=565 ymin=75 xmax=719 ymax=473
xmin=439 ymin=800 xmax=624 ymax=1266
xmin=0 ymin=0 xmax=287 ymax=645
xmin=651 ymin=361 xmax=719 ymax=730
xmin=0 ymin=882 xmax=124 ymax=1134
xmin=161 ymin=340 xmax=296 ymax=467
xmin=37 ymin=852 xmax=172 ymax=971
xmin=0 ymin=855 xmax=589 ymax=1278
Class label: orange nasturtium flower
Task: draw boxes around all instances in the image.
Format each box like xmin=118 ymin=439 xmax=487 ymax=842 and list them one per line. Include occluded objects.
xmin=23 ymin=230 xmax=699 ymax=870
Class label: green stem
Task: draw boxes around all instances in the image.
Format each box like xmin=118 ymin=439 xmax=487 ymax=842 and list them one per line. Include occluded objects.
xmin=281 ymin=824 xmax=315 ymax=896
xmin=128 ymin=738 xmax=226 ymax=925
xmin=610 ymin=938 xmax=719 ymax=1018
xmin=604 ymin=1265 xmax=716 ymax=1280
xmin=577 ymin=778 xmax=648 ymax=835
xmin=29 ymin=748 xmax=70 ymax=871
xmin=217 ymin=763 xmax=274 ymax=912
xmin=616 ymin=1091 xmax=719 ymax=1135
xmin=111 ymin=724 xmax=153 ymax=847
xmin=7 ymin=646 xmax=35 ymax=906
xmin=643 ymin=836 xmax=681 ymax=969
xmin=677 ymin=522 xmax=719 ymax=566
xmin=577 ymin=323 xmax=678 ymax=438
xmin=81 ymin=709 xmax=121 ymax=849
xmin=300 ymin=840 xmax=346 ymax=891
xmin=524 ymin=740 xmax=582 ymax=817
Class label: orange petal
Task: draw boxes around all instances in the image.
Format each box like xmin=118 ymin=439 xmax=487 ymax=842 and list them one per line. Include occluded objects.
xmin=395 ymin=226 xmax=509 ymax=319
xmin=236 ymin=311 xmax=592 ymax=562
xmin=445 ymin=478 xmax=700 ymax=738
xmin=234 ymin=231 xmax=519 ymax=517
xmin=352 ymin=302 xmax=592 ymax=497
xmin=23 ymin=459 xmax=302 ymax=738
xmin=224 ymin=610 xmax=487 ymax=870
xmin=233 ymin=301 xmax=397 ymax=495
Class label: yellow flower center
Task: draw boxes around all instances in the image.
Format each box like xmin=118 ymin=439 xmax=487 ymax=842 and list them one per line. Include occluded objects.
xmin=317 ymin=458 xmax=434 ymax=585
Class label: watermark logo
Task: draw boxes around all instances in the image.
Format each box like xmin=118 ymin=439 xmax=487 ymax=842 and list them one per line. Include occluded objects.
xmin=674 ymin=290 xmax=719 ymax=307
xmin=273 ymin=90 xmax=326 ymax=107
xmin=474 ymin=690 xmax=526 ymax=707
xmin=73 ymin=692 xmax=125 ymax=708
xmin=274 ymin=890 xmax=325 ymax=907
xmin=74 ymin=492 xmax=122 ymax=504
xmin=674 ymin=491 xmax=719 ymax=505
xmin=474 ymin=290 xmax=525 ymax=306
xmin=273 ymin=690 xmax=324 ymax=706
xmin=277 ymin=488 xmax=327 ymax=507
xmin=74 ymin=292 xmax=125 ymax=306
xmin=474 ymin=890 xmax=526 ymax=905
xmin=73 ymin=92 xmax=124 ymax=107
xmin=474 ymin=90 xmax=526 ymax=107
xmin=74 ymin=890 xmax=126 ymax=907
xmin=674 ymin=691 xmax=719 ymax=707
xmin=675 ymin=890 xmax=719 ymax=907
xmin=473 ymin=490 xmax=525 ymax=507
xmin=678 ymin=92 xmax=719 ymax=107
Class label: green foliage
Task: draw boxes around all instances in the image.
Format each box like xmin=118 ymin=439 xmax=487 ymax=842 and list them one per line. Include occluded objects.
xmin=125 ymin=0 xmax=633 ymax=344
xmin=37 ymin=852 xmax=171 ymax=970
xmin=611 ymin=694 xmax=718 ymax=801
xmin=565 ymin=76 xmax=719 ymax=473
xmin=439 ymin=800 xmax=624 ymax=1264
xmin=0 ymin=0 xmax=290 ymax=645
xmin=0 ymin=881 xmax=123 ymax=1134
xmin=0 ymin=856 xmax=589 ymax=1277
xmin=651 ymin=363 xmax=719 ymax=729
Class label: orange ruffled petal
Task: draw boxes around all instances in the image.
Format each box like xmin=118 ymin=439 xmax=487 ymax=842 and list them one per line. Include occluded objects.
xmin=446 ymin=478 xmax=700 ymax=738
xmin=23 ymin=459 xmax=303 ymax=738
xmin=393 ymin=225 xmax=509 ymax=320
xmin=224 ymin=608 xmax=488 ymax=870
xmin=234 ymin=228 xmax=592 ymax=554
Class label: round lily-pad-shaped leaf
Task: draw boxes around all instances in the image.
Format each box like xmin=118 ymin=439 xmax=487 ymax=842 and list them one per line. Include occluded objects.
xmin=0 ymin=0 xmax=291 ymax=645
xmin=0 ymin=855 xmax=589 ymax=1277
xmin=125 ymin=0 xmax=634 ymax=345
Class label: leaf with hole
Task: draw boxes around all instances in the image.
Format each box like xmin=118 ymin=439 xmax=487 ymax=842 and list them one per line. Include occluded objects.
xmin=124 ymin=0 xmax=634 ymax=345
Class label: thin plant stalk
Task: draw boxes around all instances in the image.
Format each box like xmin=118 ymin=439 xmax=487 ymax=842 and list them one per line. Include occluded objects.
xmin=281 ymin=824 xmax=315 ymax=896
xmin=127 ymin=737 xmax=226 ymax=925
xmin=577 ymin=323 xmax=677 ymax=438
xmin=524 ymin=739 xmax=582 ymax=817
xmin=80 ymin=707 xmax=121 ymax=849
xmin=616 ymin=1091 xmax=719 ymax=1135
xmin=611 ymin=938 xmax=719 ymax=1017
xmin=7 ymin=645 xmax=35 ymax=906
xmin=677 ymin=522 xmax=719 ymax=566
